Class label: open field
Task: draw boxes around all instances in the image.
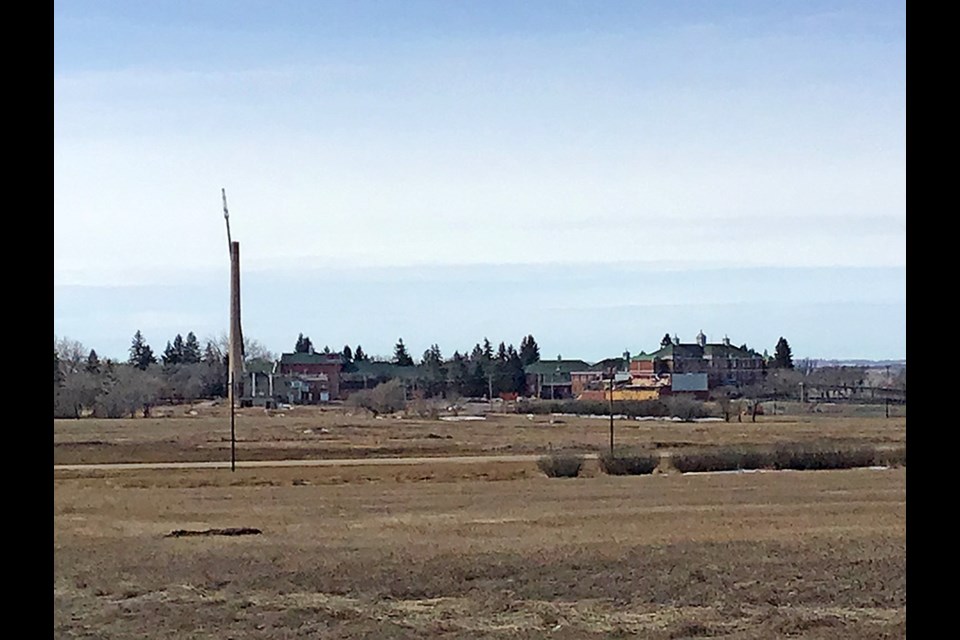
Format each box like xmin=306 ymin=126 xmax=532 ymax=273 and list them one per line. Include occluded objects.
xmin=54 ymin=404 xmax=907 ymax=465
xmin=54 ymin=406 xmax=907 ymax=637
xmin=54 ymin=463 xmax=906 ymax=639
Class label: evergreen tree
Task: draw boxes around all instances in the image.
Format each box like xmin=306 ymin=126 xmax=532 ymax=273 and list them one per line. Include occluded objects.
xmin=162 ymin=341 xmax=180 ymax=366
xmin=773 ymin=337 xmax=794 ymax=369
xmin=660 ymin=333 xmax=673 ymax=348
xmin=322 ymin=345 xmax=332 ymax=355
xmin=172 ymin=334 xmax=185 ymax=361
xmin=85 ymin=349 xmax=101 ymax=374
xmin=200 ymin=341 xmax=227 ymax=397
xmin=182 ymin=332 xmax=202 ymax=364
xmin=467 ymin=360 xmax=487 ymax=398
xmin=419 ymin=344 xmax=446 ymax=397
xmin=496 ymin=341 xmax=508 ymax=362
xmin=202 ymin=341 xmax=222 ymax=365
xmin=393 ymin=338 xmax=414 ymax=366
xmin=420 ymin=344 xmax=443 ymax=366
xmin=354 ymin=345 xmax=367 ymax=361
xmin=128 ymin=331 xmax=156 ymax=370
xmin=295 ymin=333 xmax=313 ymax=354
xmin=470 ymin=343 xmax=484 ymax=362
xmin=506 ymin=348 xmax=527 ymax=395
xmin=447 ymin=351 xmax=468 ymax=396
xmin=482 ymin=338 xmax=494 ymax=361
xmin=342 ymin=345 xmax=353 ymax=362
xmin=519 ymin=335 xmax=540 ymax=366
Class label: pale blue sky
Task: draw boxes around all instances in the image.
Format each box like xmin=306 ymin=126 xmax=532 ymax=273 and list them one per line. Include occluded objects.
xmin=54 ymin=1 xmax=906 ymax=362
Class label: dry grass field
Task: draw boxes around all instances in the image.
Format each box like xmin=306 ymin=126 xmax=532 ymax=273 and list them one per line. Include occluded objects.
xmin=54 ymin=406 xmax=906 ymax=638
xmin=53 ymin=404 xmax=907 ymax=465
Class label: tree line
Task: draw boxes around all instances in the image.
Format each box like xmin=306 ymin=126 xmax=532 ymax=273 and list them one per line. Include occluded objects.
xmin=56 ymin=328 xmax=899 ymax=416
xmin=53 ymin=331 xmax=272 ymax=418
xmin=293 ymin=332 xmax=543 ymax=398
xmin=53 ymin=331 xmax=545 ymax=416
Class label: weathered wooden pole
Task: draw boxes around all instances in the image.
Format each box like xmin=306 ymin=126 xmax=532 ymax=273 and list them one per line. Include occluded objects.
xmin=228 ymin=240 xmax=243 ymax=471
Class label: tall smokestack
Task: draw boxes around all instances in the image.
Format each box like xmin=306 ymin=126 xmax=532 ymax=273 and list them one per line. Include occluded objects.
xmin=229 ymin=241 xmax=244 ymax=406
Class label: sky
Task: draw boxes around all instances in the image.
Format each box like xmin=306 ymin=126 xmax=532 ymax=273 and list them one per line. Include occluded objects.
xmin=54 ymin=1 xmax=906 ymax=363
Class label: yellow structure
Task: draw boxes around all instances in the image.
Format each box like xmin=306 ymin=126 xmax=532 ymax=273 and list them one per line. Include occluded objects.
xmin=606 ymin=387 xmax=661 ymax=401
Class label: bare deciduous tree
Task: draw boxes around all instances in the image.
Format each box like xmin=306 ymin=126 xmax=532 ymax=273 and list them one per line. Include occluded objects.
xmin=54 ymin=336 xmax=87 ymax=373
xmin=347 ymin=379 xmax=406 ymax=417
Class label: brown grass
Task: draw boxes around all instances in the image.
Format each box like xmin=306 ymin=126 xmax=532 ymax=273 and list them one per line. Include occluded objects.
xmin=54 ymin=463 xmax=905 ymax=639
xmin=54 ymin=404 xmax=907 ymax=465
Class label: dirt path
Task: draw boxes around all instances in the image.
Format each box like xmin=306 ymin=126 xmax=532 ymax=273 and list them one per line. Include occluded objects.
xmin=53 ymin=453 xmax=586 ymax=472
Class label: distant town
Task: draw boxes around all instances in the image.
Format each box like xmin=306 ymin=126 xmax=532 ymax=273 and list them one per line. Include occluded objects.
xmin=54 ymin=329 xmax=906 ymax=419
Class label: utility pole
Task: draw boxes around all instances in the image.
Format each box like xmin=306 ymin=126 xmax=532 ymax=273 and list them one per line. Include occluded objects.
xmin=487 ymin=372 xmax=494 ymax=411
xmin=223 ymin=189 xmax=243 ymax=472
xmin=608 ymin=370 xmax=615 ymax=455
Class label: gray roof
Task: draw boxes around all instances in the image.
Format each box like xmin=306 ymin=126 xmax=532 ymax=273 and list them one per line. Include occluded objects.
xmin=671 ymin=373 xmax=708 ymax=391
xmin=524 ymin=360 xmax=593 ymax=376
xmin=279 ymin=352 xmax=343 ymax=365
xmin=341 ymin=360 xmax=419 ymax=380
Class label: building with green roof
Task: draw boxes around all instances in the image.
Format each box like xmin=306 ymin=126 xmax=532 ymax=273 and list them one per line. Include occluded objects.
xmin=523 ymin=357 xmax=593 ymax=399
xmin=630 ymin=331 xmax=765 ymax=388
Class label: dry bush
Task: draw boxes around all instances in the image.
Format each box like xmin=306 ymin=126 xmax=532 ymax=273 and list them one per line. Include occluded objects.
xmin=665 ymin=396 xmax=711 ymax=421
xmin=672 ymin=443 xmax=903 ymax=473
xmin=537 ymin=452 xmax=584 ymax=478
xmin=598 ymin=449 xmax=660 ymax=475
xmin=874 ymin=445 xmax=906 ymax=467
xmin=671 ymin=447 xmax=775 ymax=473
xmin=514 ymin=399 xmax=670 ymax=417
xmin=346 ymin=379 xmax=406 ymax=417
xmin=772 ymin=444 xmax=879 ymax=470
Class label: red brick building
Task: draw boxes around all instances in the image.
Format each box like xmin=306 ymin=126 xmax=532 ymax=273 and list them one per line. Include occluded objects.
xmin=276 ymin=352 xmax=344 ymax=402
xmin=631 ymin=332 xmax=765 ymax=389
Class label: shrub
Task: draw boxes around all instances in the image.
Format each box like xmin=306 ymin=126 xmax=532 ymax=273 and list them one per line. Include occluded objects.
xmin=514 ymin=398 xmax=671 ymax=418
xmin=772 ymin=444 xmax=879 ymax=470
xmin=347 ymin=379 xmax=406 ymax=417
xmin=664 ymin=396 xmax=710 ymax=422
xmin=669 ymin=443 xmax=904 ymax=473
xmin=598 ymin=449 xmax=661 ymax=475
xmin=878 ymin=446 xmax=906 ymax=467
xmin=670 ymin=447 xmax=775 ymax=473
xmin=537 ymin=453 xmax=584 ymax=478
